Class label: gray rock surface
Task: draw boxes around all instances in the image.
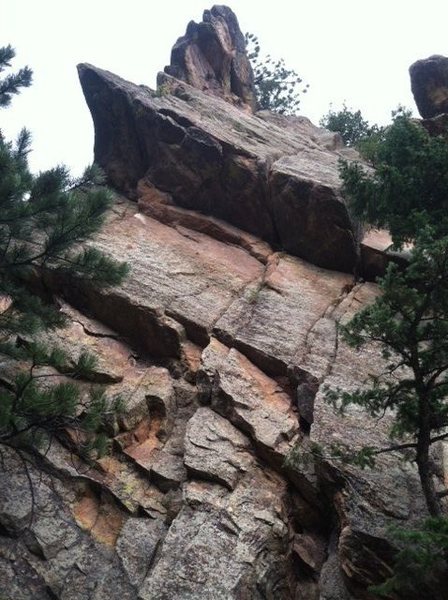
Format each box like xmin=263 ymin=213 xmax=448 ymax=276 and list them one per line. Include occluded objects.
xmin=184 ymin=406 xmax=254 ymax=489
xmin=1 ymin=197 xmax=429 ymax=598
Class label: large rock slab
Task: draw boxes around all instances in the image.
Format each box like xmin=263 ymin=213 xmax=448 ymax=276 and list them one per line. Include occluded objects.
xmin=164 ymin=5 xmax=257 ymax=111
xmin=46 ymin=198 xmax=265 ymax=353
xmin=199 ymin=339 xmax=300 ymax=467
xmin=1 ymin=225 xmax=431 ymax=600
xmin=214 ymin=252 xmax=354 ymax=378
xmin=410 ymin=55 xmax=448 ymax=118
xmin=2 ymin=17 xmax=440 ymax=598
xmin=14 ymin=194 xmax=433 ymax=598
xmin=78 ymin=63 xmax=359 ymax=272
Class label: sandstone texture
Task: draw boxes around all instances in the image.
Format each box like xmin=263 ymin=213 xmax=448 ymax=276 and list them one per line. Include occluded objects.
xmin=77 ymin=63 xmax=359 ymax=273
xmin=0 ymin=198 xmax=432 ymax=600
xmin=0 ymin=7 xmax=439 ymax=600
xmin=410 ymin=54 xmax=448 ymax=118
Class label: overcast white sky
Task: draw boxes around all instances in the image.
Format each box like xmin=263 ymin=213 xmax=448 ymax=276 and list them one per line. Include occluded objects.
xmin=2 ymin=0 xmax=448 ymax=175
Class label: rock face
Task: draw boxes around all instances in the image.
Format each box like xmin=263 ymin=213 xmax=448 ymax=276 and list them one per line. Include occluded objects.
xmin=0 ymin=198 xmax=432 ymax=600
xmin=78 ymin=63 xmax=359 ymax=273
xmin=164 ymin=5 xmax=257 ymax=111
xmin=410 ymin=54 xmax=448 ymax=118
xmin=1 ymin=9 xmax=439 ymax=600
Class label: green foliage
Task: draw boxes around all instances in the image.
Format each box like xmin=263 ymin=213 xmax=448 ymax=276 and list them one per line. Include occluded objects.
xmin=287 ymin=111 xmax=448 ymax=594
xmin=372 ymin=518 xmax=448 ymax=598
xmin=326 ymin=236 xmax=448 ymax=435
xmin=0 ymin=132 xmax=128 ymax=333
xmin=286 ymin=439 xmax=377 ymax=471
xmin=0 ymin=44 xmax=32 ymax=108
xmin=320 ymin=105 xmax=414 ymax=169
xmin=340 ymin=114 xmax=448 ymax=245
xmin=0 ymin=46 xmax=128 ymax=460
xmin=0 ymin=340 xmax=122 ymax=457
xmin=315 ymin=113 xmax=448 ymax=594
xmin=323 ymin=113 xmax=448 ymax=520
xmin=320 ymin=103 xmax=380 ymax=147
xmin=245 ymin=33 xmax=309 ymax=115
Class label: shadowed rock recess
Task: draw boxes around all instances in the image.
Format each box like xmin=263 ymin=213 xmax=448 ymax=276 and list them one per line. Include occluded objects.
xmin=0 ymin=6 xmax=438 ymax=600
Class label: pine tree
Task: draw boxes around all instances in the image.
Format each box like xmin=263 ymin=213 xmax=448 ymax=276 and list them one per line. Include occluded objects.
xmin=325 ymin=113 xmax=448 ymax=517
xmin=0 ymin=47 xmax=128 ymax=459
xmin=283 ymin=111 xmax=448 ymax=597
xmin=0 ymin=44 xmax=32 ymax=108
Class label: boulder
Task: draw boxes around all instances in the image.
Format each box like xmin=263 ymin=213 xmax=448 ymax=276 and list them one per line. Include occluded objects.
xmin=184 ymin=406 xmax=254 ymax=489
xmin=410 ymin=55 xmax=448 ymax=118
xmin=3 ymin=193 xmax=432 ymax=599
xmin=164 ymin=5 xmax=257 ymax=111
xmin=138 ymin=471 xmax=294 ymax=599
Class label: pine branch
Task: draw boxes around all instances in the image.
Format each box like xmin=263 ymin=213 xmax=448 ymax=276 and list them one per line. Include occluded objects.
xmin=0 ymin=67 xmax=32 ymax=108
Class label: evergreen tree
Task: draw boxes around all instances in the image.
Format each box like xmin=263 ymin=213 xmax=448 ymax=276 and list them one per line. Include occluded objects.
xmin=283 ymin=111 xmax=448 ymax=598
xmin=319 ymin=103 xmax=379 ymax=147
xmin=0 ymin=47 xmax=128 ymax=458
xmin=324 ymin=114 xmax=448 ymax=518
xmin=245 ymin=33 xmax=309 ymax=115
xmin=0 ymin=44 xmax=32 ymax=108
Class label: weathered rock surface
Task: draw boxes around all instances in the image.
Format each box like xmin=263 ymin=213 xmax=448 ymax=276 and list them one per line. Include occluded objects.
xmin=1 ymin=195 xmax=433 ymax=599
xmin=1 ymin=9 xmax=440 ymax=600
xmin=78 ymin=62 xmax=359 ymax=272
xmin=410 ymin=54 xmax=448 ymax=118
xmin=164 ymin=5 xmax=257 ymax=111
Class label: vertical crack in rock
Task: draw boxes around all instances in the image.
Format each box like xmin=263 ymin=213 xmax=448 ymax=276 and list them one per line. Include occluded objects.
xmin=294 ymin=279 xmax=359 ymax=387
xmin=212 ymin=251 xmax=280 ymax=350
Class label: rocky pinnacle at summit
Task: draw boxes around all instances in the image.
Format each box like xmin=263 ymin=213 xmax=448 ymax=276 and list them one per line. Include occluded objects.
xmin=164 ymin=5 xmax=257 ymax=111
xmin=410 ymin=54 xmax=448 ymax=118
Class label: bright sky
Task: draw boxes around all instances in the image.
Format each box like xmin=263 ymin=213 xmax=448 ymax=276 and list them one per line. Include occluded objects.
xmin=2 ymin=0 xmax=448 ymax=175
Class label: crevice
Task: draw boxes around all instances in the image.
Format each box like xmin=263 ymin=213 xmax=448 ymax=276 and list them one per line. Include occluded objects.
xmin=158 ymin=108 xmax=194 ymax=129
xmin=165 ymin=308 xmax=209 ymax=349
xmin=184 ymin=464 xmax=235 ymax=491
xmin=44 ymin=585 xmax=59 ymax=600
xmin=71 ymin=317 xmax=120 ymax=340
xmin=293 ymin=279 xmax=359 ymax=378
xmin=320 ymin=282 xmax=364 ymax=384
xmin=212 ymin=251 xmax=280 ymax=348
xmin=141 ymin=534 xmax=165 ymax=583
xmin=265 ymin=159 xmax=284 ymax=249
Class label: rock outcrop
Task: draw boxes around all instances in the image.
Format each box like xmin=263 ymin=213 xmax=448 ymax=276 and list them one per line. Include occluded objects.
xmin=1 ymin=7 xmax=440 ymax=600
xmin=164 ymin=5 xmax=257 ymax=111
xmin=78 ymin=62 xmax=359 ymax=273
xmin=410 ymin=54 xmax=448 ymax=118
xmin=0 ymin=198 xmax=431 ymax=600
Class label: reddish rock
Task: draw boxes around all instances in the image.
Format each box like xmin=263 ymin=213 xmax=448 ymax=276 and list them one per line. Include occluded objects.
xmin=164 ymin=5 xmax=257 ymax=111
xmin=78 ymin=63 xmax=359 ymax=272
xmin=1 ymin=11 xmax=437 ymax=600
